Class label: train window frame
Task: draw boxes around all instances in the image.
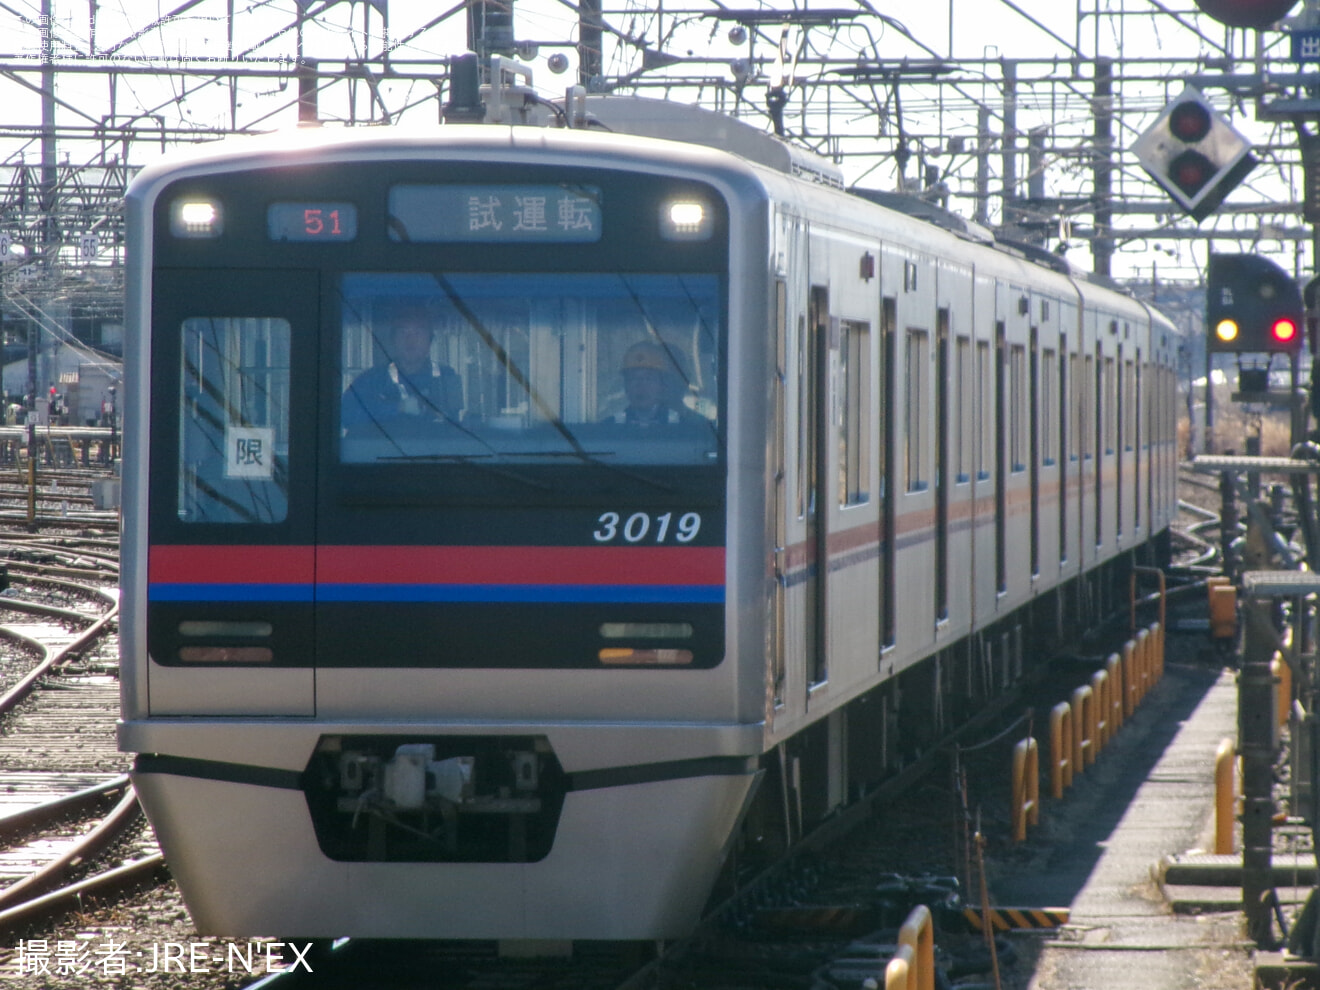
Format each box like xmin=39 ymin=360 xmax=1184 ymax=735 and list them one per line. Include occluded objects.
xmin=1041 ymin=348 xmax=1057 ymax=468
xmin=175 ymin=315 xmax=293 ymax=525
xmin=1082 ymin=354 xmax=1094 ymax=461
xmin=333 ymin=271 xmax=725 ymax=488
xmin=1103 ymin=355 xmax=1117 ymax=456
xmin=1009 ymin=343 xmax=1027 ymax=474
xmin=955 ymin=336 xmax=971 ymax=484
xmin=839 ymin=318 xmax=871 ymax=507
xmin=905 ymin=327 xmax=929 ymax=493
xmin=976 ymin=340 xmax=992 ymax=482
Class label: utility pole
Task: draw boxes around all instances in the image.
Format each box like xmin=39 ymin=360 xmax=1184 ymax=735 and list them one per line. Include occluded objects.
xmin=1001 ymin=60 xmax=1018 ymax=230
xmin=579 ymin=0 xmax=603 ymax=88
xmin=1092 ymin=57 xmax=1114 ymax=279
xmin=31 ymin=0 xmax=56 ymax=452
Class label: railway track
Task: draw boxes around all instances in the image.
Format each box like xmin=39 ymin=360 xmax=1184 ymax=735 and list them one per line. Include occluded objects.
xmin=0 ymin=473 xmax=170 ymax=968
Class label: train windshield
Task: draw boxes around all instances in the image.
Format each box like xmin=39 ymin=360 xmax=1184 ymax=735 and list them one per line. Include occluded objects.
xmin=339 ymin=272 xmax=722 ymax=468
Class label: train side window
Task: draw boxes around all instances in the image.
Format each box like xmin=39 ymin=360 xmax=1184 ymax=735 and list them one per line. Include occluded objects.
xmin=1082 ymin=354 xmax=1094 ymax=460
xmin=976 ymin=341 xmax=992 ymax=481
xmin=1104 ymin=356 xmax=1116 ymax=455
xmin=1125 ymin=359 xmax=1136 ymax=452
xmin=1041 ymin=348 xmax=1057 ymax=466
xmin=839 ymin=319 xmax=871 ymax=506
xmin=955 ymin=337 xmax=971 ymax=483
xmin=905 ymin=328 xmax=929 ymax=492
xmin=176 ymin=316 xmax=291 ymax=524
xmin=1009 ymin=344 xmax=1026 ymax=473
xmin=1069 ymin=353 xmax=1080 ymax=461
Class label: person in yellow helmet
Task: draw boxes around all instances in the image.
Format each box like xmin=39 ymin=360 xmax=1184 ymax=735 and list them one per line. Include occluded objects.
xmin=607 ymin=340 xmax=700 ymax=426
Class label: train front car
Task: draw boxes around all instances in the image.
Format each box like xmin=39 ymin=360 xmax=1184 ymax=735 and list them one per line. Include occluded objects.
xmin=119 ymin=127 xmax=769 ymax=940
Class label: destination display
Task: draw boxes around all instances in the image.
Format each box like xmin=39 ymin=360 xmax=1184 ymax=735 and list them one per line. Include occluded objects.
xmin=387 ymin=184 xmax=603 ymax=243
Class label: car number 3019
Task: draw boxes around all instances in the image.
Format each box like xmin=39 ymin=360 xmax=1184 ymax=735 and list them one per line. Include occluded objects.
xmin=592 ymin=511 xmax=702 ymax=544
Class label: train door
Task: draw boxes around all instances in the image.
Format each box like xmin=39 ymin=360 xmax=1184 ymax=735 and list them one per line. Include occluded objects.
xmin=145 ymin=268 xmax=320 ymax=716
xmin=970 ymin=272 xmax=998 ymax=628
xmin=935 ymin=309 xmax=950 ymax=624
xmin=805 ymin=286 xmax=830 ymax=690
xmin=994 ymin=319 xmax=1007 ymax=598
xmin=1094 ymin=337 xmax=1106 ymax=554
xmin=934 ymin=260 xmax=973 ymax=637
xmin=1029 ymin=325 xmax=1040 ymax=579
xmin=772 ymin=279 xmax=789 ymax=712
xmin=1079 ymin=312 xmax=1095 ymax=570
xmin=774 ymin=212 xmax=812 ymax=728
xmin=880 ymin=298 xmax=897 ymax=655
xmin=1134 ymin=349 xmax=1143 ymax=539
xmin=1058 ymin=332 xmax=1069 ymax=571
xmin=1119 ymin=343 xmax=1129 ymax=546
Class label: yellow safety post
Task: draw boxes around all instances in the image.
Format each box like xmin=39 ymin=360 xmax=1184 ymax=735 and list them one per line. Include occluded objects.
xmin=1215 ymin=738 xmax=1236 ymax=855
xmin=1105 ymin=653 xmax=1124 ymax=735
xmin=1012 ymin=738 xmax=1039 ymax=842
xmin=1272 ymin=653 xmax=1291 ymax=729
xmin=1209 ymin=583 xmax=1237 ymax=641
xmin=1049 ymin=702 xmax=1072 ymax=799
xmin=1122 ymin=639 xmax=1138 ymax=717
xmin=1133 ymin=564 xmax=1167 ymax=639
xmin=885 ymin=943 xmax=915 ymax=990
xmin=1071 ymin=684 xmax=1094 ymax=770
xmin=1090 ymin=669 xmax=1110 ymax=752
xmin=898 ymin=905 xmax=934 ymax=990
xmin=1135 ymin=627 xmax=1150 ymax=705
xmin=1149 ymin=620 xmax=1164 ymax=683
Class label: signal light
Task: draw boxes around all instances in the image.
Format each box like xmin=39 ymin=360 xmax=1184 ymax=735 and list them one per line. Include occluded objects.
xmin=1206 ymin=253 xmax=1304 ymax=354
xmin=1193 ymin=0 xmax=1298 ymax=29
xmin=1169 ymin=101 xmax=1211 ymax=142
xmin=1131 ymin=85 xmax=1256 ymax=222
xmin=1271 ymin=318 xmax=1299 ymax=345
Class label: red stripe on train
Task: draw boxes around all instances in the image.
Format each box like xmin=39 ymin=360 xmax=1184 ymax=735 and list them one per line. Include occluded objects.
xmin=150 ymin=545 xmax=727 ymax=586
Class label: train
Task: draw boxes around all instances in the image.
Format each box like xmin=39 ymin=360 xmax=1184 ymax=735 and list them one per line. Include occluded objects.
xmin=118 ymin=83 xmax=1179 ymax=943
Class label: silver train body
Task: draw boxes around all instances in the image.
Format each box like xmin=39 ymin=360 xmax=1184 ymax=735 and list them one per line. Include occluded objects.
xmin=119 ymin=98 xmax=1179 ymax=941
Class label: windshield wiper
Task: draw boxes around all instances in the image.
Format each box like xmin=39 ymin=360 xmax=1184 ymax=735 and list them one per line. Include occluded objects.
xmin=429 ymin=272 xmax=676 ymax=493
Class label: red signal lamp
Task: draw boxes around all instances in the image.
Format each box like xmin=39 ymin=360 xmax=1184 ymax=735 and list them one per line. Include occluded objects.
xmin=1169 ymin=101 xmax=1212 ymax=142
xmin=1270 ymin=317 xmax=1299 ymax=345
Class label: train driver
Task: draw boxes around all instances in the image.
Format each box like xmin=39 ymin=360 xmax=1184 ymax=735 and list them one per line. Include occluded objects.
xmin=342 ymin=303 xmax=464 ymax=435
xmin=606 ymin=340 xmax=702 ymax=427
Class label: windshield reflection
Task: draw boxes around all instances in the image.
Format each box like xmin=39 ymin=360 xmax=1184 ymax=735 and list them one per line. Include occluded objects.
xmin=339 ymin=272 xmax=722 ymax=467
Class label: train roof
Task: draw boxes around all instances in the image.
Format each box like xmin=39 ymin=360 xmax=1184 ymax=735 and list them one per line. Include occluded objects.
xmin=574 ymin=97 xmax=1143 ymax=299
xmin=126 ymin=96 xmax=1166 ymax=329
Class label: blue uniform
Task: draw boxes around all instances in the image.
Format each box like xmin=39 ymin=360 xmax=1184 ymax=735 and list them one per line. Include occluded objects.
xmin=342 ymin=361 xmax=464 ymax=433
